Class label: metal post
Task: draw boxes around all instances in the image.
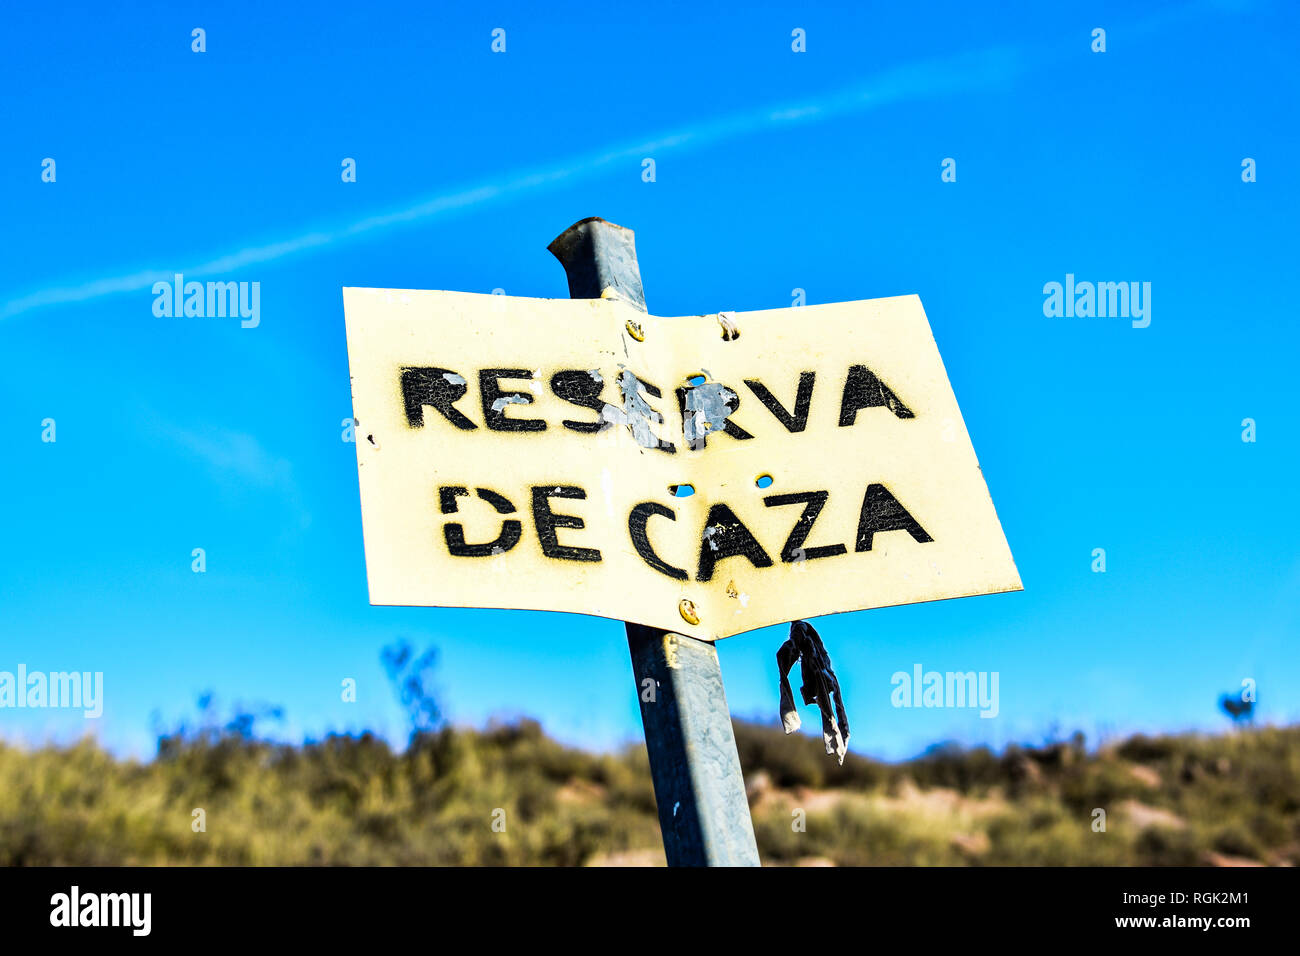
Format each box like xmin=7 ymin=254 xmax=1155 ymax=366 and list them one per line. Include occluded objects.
xmin=548 ymin=218 xmax=761 ymax=867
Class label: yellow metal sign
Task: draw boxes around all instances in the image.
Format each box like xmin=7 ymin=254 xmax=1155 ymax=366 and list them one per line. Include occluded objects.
xmin=343 ymin=289 xmax=1021 ymax=640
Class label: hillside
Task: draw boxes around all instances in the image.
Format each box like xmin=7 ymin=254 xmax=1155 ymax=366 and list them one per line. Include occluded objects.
xmin=2 ymin=719 xmax=1296 ymax=866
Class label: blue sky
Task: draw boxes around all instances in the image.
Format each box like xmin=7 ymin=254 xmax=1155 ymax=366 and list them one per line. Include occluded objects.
xmin=1 ymin=0 xmax=1296 ymax=761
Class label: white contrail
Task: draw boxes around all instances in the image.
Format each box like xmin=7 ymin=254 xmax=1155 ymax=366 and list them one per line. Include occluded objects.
xmin=1 ymin=46 xmax=1023 ymax=321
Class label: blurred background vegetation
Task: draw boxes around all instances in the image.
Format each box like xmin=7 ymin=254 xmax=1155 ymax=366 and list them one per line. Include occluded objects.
xmin=1 ymin=641 xmax=1294 ymax=866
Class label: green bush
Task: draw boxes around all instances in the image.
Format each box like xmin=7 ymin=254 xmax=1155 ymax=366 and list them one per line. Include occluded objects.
xmin=1 ymin=722 xmax=1296 ymax=866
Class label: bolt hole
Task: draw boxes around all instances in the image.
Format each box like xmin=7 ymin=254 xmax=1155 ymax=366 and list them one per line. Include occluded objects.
xmin=718 ymin=312 xmax=740 ymax=341
xmin=669 ymin=483 xmax=695 ymax=498
xmin=678 ymin=598 xmax=700 ymax=625
xmin=687 ymin=373 xmax=706 ymax=386
xmin=755 ymin=473 xmax=773 ymax=489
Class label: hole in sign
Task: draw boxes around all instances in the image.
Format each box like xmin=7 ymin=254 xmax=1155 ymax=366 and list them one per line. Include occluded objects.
xmin=718 ymin=312 xmax=740 ymax=341
xmin=678 ymin=598 xmax=700 ymax=625
xmin=668 ymin=483 xmax=695 ymax=498
xmin=755 ymin=473 xmax=774 ymax=489
xmin=686 ymin=373 xmax=707 ymax=386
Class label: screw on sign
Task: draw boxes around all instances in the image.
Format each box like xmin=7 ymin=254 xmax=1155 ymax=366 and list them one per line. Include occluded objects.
xmin=342 ymin=218 xmax=1021 ymax=866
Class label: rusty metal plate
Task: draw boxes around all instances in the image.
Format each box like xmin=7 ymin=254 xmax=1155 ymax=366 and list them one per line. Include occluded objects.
xmin=342 ymin=289 xmax=1021 ymax=641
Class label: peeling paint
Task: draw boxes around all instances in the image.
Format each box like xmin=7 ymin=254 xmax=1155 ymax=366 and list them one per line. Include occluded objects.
xmin=682 ymin=378 xmax=738 ymax=450
xmin=442 ymin=371 xmax=467 ymax=386
xmin=704 ymin=523 xmax=725 ymax=551
xmin=491 ymin=395 xmax=529 ymax=412
xmin=599 ymin=368 xmax=669 ymax=450
xmin=598 ymin=404 xmax=624 ymax=432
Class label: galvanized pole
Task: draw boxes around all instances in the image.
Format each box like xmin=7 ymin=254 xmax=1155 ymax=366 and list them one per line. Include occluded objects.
xmin=548 ymin=218 xmax=761 ymax=867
